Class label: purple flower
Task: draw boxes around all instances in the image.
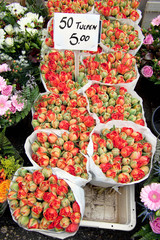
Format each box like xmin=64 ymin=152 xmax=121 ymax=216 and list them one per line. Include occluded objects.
xmin=2 ymin=85 xmax=12 ymax=96
xmin=149 ymin=217 xmax=160 ymax=234
xmin=0 ymin=63 xmax=11 ymax=73
xmin=151 ymin=15 xmax=160 ymax=26
xmin=141 ymin=65 xmax=153 ymax=78
xmin=143 ymin=34 xmax=154 ymax=45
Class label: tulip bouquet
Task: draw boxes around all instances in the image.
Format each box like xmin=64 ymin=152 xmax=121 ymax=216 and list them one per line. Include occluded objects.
xmin=100 ymin=18 xmax=142 ymax=53
xmin=24 ymin=129 xmax=91 ymax=183
xmin=136 ymin=15 xmax=160 ymax=84
xmin=88 ymin=121 xmax=156 ymax=187
xmin=0 ymin=62 xmax=39 ymax=128
xmin=40 ymin=49 xmax=87 ymax=93
xmin=94 ymin=0 xmax=141 ymax=23
xmin=133 ymin=142 xmax=160 ymax=239
xmin=8 ymin=167 xmax=84 ymax=238
xmin=47 ymin=0 xmax=94 ymax=17
xmin=85 ymin=83 xmax=145 ymax=126
xmin=82 ymin=51 xmax=138 ymax=86
xmin=32 ymin=91 xmax=96 ymax=132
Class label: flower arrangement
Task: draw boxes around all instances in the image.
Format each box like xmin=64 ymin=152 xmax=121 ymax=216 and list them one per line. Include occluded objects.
xmin=0 ymin=129 xmax=24 ymax=216
xmin=101 ymin=18 xmax=141 ymax=52
xmin=0 ymin=2 xmax=45 ymax=64
xmin=82 ymin=52 xmax=137 ymax=84
xmin=0 ymin=62 xmax=39 ymax=128
xmin=94 ymin=0 xmax=140 ymax=22
xmin=47 ymin=0 xmax=94 ymax=17
xmin=85 ymin=84 xmax=145 ymax=125
xmin=91 ymin=125 xmax=153 ymax=184
xmin=41 ymin=49 xmax=88 ymax=93
xmin=133 ymin=142 xmax=160 ymax=239
xmin=30 ymin=130 xmax=89 ymax=178
xmin=136 ymin=15 xmax=160 ymax=84
xmin=8 ymin=167 xmax=82 ymax=233
xmin=32 ymin=91 xmax=96 ymax=132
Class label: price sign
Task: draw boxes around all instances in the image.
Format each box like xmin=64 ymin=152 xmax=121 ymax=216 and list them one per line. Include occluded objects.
xmin=54 ymin=13 xmax=100 ymax=51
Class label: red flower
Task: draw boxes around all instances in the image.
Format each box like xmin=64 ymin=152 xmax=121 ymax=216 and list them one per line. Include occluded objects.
xmin=59 ymin=206 xmax=73 ymax=217
xmin=49 ymin=198 xmax=61 ymax=210
xmin=43 ymin=208 xmax=58 ymax=221
xmin=43 ymin=192 xmax=57 ymax=203
xmin=59 ymin=120 xmax=70 ymax=130
xmin=32 ymin=170 xmax=45 ymax=185
xmin=121 ymin=146 xmax=134 ymax=158
xmin=72 ymin=201 xmax=80 ymax=213
xmin=83 ymin=116 xmax=95 ymax=127
xmin=131 ymin=168 xmax=145 ymax=181
xmin=131 ymin=131 xmax=143 ymax=141
xmin=66 ymin=223 xmax=79 ymax=233
xmin=113 ymin=136 xmax=128 ymax=149
xmin=57 ymin=185 xmax=68 ymax=196
xmin=100 ymin=163 xmax=112 ymax=173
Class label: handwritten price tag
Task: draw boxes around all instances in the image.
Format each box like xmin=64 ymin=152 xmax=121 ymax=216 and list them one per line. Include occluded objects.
xmin=54 ymin=13 xmax=100 ymax=51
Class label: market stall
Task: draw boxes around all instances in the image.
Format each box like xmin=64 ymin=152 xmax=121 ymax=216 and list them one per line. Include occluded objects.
xmin=0 ymin=1 xmax=160 ymax=239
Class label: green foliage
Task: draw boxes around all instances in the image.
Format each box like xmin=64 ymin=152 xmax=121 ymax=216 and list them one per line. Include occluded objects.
xmin=0 ymin=128 xmax=24 ymax=179
xmin=133 ymin=224 xmax=160 ymax=240
xmin=25 ymin=0 xmax=49 ymax=19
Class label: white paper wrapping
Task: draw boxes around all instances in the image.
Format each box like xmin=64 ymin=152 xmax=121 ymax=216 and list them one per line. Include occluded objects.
xmin=87 ymin=120 xmax=157 ymax=188
xmin=24 ymin=129 xmax=92 ymax=187
xmin=8 ymin=166 xmax=85 ymax=240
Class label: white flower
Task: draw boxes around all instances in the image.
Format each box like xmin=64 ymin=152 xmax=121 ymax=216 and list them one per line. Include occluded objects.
xmin=41 ymin=29 xmax=48 ymax=40
xmin=4 ymin=24 xmax=14 ymax=35
xmin=0 ymin=29 xmax=5 ymax=39
xmin=0 ymin=29 xmax=5 ymax=49
xmin=24 ymin=12 xmax=39 ymax=22
xmin=6 ymin=3 xmax=27 ymax=16
xmin=17 ymin=17 xmax=32 ymax=33
xmin=14 ymin=26 xmax=21 ymax=34
xmin=5 ymin=37 xmax=14 ymax=48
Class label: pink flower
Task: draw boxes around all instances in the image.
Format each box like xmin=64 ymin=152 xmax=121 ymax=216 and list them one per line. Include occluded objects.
xmin=149 ymin=217 xmax=160 ymax=234
xmin=0 ymin=76 xmax=7 ymax=91
xmin=0 ymin=63 xmax=10 ymax=73
xmin=9 ymin=103 xmax=16 ymax=114
xmin=141 ymin=65 xmax=153 ymax=78
xmin=2 ymin=85 xmax=12 ymax=96
xmin=158 ymin=61 xmax=160 ymax=67
xmin=0 ymin=95 xmax=11 ymax=116
xmin=140 ymin=183 xmax=160 ymax=211
xmin=143 ymin=34 xmax=154 ymax=45
xmin=11 ymin=95 xmax=24 ymax=111
xmin=151 ymin=15 xmax=160 ymax=26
